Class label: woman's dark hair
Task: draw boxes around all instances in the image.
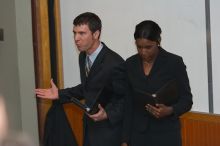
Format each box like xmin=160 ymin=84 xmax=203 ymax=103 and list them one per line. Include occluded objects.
xmin=134 ymin=20 xmax=162 ymax=43
xmin=73 ymin=12 xmax=102 ymax=34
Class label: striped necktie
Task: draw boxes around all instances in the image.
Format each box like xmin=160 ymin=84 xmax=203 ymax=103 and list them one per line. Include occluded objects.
xmin=85 ymin=55 xmax=92 ymax=77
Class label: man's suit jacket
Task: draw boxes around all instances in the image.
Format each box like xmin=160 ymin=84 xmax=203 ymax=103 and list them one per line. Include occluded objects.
xmin=59 ymin=42 xmax=125 ymax=146
xmin=43 ymin=101 xmax=78 ymax=146
xmin=122 ymin=48 xmax=193 ymax=146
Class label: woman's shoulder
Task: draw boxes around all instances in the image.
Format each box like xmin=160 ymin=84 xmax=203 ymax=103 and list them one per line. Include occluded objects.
xmin=160 ymin=48 xmax=183 ymax=62
xmin=125 ymin=54 xmax=139 ymax=63
xmin=159 ymin=48 xmax=186 ymax=69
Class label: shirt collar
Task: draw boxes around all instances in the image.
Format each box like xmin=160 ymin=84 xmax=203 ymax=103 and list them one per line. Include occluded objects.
xmin=87 ymin=42 xmax=103 ymax=64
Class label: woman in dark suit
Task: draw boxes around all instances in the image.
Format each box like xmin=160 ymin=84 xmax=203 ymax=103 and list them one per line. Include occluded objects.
xmin=121 ymin=20 xmax=193 ymax=146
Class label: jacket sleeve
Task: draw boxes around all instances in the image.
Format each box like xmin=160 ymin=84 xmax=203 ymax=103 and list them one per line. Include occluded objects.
xmin=105 ymin=63 xmax=126 ymax=126
xmin=120 ymin=83 xmax=133 ymax=144
xmin=104 ymin=63 xmax=133 ymax=144
xmin=172 ymin=57 xmax=193 ymax=116
xmin=58 ymin=84 xmax=84 ymax=104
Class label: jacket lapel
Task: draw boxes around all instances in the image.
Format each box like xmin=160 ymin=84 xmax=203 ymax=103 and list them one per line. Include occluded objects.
xmin=148 ymin=47 xmax=168 ymax=76
xmin=86 ymin=43 xmax=107 ymax=78
xmin=79 ymin=52 xmax=87 ymax=83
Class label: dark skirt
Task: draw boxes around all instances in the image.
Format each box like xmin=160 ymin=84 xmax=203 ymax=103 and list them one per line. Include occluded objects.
xmin=130 ymin=129 xmax=182 ymax=146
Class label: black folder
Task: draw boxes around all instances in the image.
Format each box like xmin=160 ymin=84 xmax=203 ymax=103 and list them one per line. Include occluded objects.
xmin=134 ymin=79 xmax=178 ymax=106
xmin=69 ymin=89 xmax=103 ymax=115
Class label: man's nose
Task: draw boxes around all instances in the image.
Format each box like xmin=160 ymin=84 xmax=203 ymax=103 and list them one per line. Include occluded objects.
xmin=74 ymin=34 xmax=80 ymax=41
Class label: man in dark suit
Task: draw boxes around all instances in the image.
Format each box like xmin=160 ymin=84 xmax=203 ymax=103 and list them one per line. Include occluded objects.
xmin=35 ymin=12 xmax=125 ymax=146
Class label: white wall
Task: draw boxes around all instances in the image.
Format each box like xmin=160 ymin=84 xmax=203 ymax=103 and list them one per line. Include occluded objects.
xmin=0 ymin=0 xmax=39 ymax=145
xmin=0 ymin=0 xmax=21 ymax=130
xmin=60 ymin=0 xmax=212 ymax=113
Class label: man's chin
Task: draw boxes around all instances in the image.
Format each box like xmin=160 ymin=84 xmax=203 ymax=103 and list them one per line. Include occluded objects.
xmin=77 ymin=47 xmax=86 ymax=52
xmin=75 ymin=45 xmax=87 ymax=52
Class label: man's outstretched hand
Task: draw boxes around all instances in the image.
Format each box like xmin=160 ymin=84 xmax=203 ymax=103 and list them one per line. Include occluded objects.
xmin=35 ymin=79 xmax=59 ymax=100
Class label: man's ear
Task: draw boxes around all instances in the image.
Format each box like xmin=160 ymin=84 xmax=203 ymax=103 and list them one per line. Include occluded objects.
xmin=93 ymin=30 xmax=101 ymax=39
xmin=157 ymin=37 xmax=161 ymax=46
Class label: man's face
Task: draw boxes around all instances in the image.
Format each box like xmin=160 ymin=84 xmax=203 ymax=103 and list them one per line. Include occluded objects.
xmin=73 ymin=24 xmax=98 ymax=53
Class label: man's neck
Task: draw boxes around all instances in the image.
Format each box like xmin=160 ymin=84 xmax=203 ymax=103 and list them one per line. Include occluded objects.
xmin=86 ymin=41 xmax=101 ymax=55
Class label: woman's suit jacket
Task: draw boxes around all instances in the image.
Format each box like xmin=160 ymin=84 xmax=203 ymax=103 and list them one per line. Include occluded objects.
xmin=122 ymin=48 xmax=193 ymax=146
xmin=59 ymin=42 xmax=125 ymax=146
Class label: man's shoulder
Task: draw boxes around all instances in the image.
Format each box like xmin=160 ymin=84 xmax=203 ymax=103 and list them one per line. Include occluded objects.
xmin=102 ymin=43 xmax=124 ymax=63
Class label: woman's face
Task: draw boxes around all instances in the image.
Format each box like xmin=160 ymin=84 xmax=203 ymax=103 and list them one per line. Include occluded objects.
xmin=136 ymin=38 xmax=159 ymax=63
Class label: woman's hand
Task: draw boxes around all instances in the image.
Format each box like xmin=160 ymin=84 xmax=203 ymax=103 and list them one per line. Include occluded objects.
xmin=145 ymin=104 xmax=173 ymax=118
